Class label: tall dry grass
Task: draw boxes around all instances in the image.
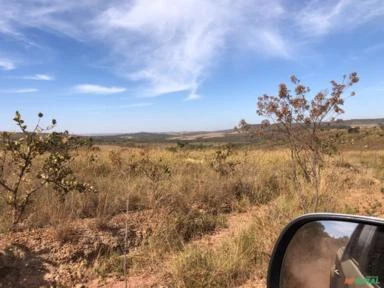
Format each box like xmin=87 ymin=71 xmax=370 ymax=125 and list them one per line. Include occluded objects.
xmin=2 ymin=144 xmax=384 ymax=286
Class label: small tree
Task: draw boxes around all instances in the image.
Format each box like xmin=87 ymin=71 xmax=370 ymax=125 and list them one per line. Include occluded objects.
xmin=240 ymin=73 xmax=359 ymax=210
xmin=0 ymin=111 xmax=94 ymax=228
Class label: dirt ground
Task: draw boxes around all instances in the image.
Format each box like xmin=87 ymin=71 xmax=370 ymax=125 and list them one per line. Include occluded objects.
xmin=281 ymin=229 xmax=342 ymax=288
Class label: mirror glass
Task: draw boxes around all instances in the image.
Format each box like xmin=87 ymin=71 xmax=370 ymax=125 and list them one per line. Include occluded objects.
xmin=281 ymin=220 xmax=384 ymax=288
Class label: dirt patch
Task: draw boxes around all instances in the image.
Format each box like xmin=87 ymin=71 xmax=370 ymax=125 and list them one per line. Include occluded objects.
xmin=0 ymin=211 xmax=153 ymax=287
xmin=0 ymin=243 xmax=51 ymax=288
xmin=282 ymin=224 xmax=343 ymax=288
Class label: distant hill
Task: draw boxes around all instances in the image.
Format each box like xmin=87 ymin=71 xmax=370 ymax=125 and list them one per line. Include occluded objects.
xmin=86 ymin=118 xmax=384 ymax=146
xmin=338 ymin=118 xmax=384 ymax=127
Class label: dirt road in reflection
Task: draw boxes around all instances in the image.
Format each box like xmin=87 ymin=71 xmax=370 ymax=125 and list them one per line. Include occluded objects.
xmin=281 ymin=223 xmax=345 ymax=288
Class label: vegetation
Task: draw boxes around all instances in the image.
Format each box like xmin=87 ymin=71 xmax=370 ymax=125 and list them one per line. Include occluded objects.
xmin=172 ymin=224 xmax=268 ymax=288
xmin=2 ymin=73 xmax=384 ymax=287
xmin=239 ymin=73 xmax=359 ymax=211
xmin=0 ymin=112 xmax=94 ymax=229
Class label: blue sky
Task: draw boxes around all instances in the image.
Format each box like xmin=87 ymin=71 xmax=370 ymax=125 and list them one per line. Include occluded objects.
xmin=321 ymin=221 xmax=357 ymax=238
xmin=0 ymin=0 xmax=383 ymax=134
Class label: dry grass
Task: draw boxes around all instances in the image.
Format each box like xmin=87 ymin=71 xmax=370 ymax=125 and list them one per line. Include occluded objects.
xmin=172 ymin=221 xmax=271 ymax=288
xmin=16 ymin=146 xmax=289 ymax=227
xmin=54 ymin=223 xmax=81 ymax=244
xmin=1 ymin=144 xmax=384 ymax=287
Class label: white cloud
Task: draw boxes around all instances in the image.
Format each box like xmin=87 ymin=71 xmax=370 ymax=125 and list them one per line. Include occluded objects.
xmin=0 ymin=1 xmax=89 ymax=40
xmin=0 ymin=0 xmax=383 ymax=99
xmin=94 ymin=0 xmax=288 ymax=99
xmin=296 ymin=0 xmax=384 ymax=36
xmin=184 ymin=84 xmax=201 ymax=101
xmin=0 ymin=88 xmax=38 ymax=93
xmin=0 ymin=58 xmax=15 ymax=70
xmin=23 ymin=74 xmax=55 ymax=81
xmin=243 ymin=28 xmax=291 ymax=58
xmin=0 ymin=0 xmax=289 ymax=99
xmin=184 ymin=93 xmax=201 ymax=101
xmin=74 ymin=84 xmax=127 ymax=94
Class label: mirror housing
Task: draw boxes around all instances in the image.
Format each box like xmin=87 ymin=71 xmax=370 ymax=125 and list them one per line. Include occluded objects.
xmin=267 ymin=213 xmax=384 ymax=288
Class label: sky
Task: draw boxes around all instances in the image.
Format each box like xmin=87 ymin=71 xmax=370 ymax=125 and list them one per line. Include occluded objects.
xmin=321 ymin=221 xmax=357 ymax=238
xmin=0 ymin=0 xmax=383 ymax=134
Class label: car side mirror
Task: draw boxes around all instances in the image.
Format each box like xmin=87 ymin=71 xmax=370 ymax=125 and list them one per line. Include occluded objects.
xmin=267 ymin=213 xmax=384 ymax=288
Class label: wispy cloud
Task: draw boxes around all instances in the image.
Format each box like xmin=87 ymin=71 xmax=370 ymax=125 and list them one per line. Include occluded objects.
xmin=184 ymin=86 xmax=201 ymax=101
xmin=296 ymin=0 xmax=384 ymax=36
xmin=0 ymin=0 xmax=290 ymax=99
xmin=184 ymin=94 xmax=201 ymax=101
xmin=22 ymin=74 xmax=55 ymax=81
xmin=0 ymin=1 xmax=88 ymax=40
xmin=95 ymin=0 xmax=289 ymax=99
xmin=74 ymin=84 xmax=127 ymax=94
xmin=1 ymin=0 xmax=383 ymax=100
xmin=0 ymin=88 xmax=38 ymax=94
xmin=0 ymin=57 xmax=15 ymax=70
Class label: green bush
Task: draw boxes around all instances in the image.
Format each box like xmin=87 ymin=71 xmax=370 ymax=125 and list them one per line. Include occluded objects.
xmin=0 ymin=112 xmax=95 ymax=229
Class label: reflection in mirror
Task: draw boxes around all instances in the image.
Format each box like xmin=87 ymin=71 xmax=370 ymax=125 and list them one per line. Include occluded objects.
xmin=281 ymin=221 xmax=384 ymax=288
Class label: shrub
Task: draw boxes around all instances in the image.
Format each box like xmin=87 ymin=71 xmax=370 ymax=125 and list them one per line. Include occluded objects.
xmin=240 ymin=72 xmax=359 ymax=211
xmin=209 ymin=146 xmax=238 ymax=176
xmin=0 ymin=112 xmax=95 ymax=229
